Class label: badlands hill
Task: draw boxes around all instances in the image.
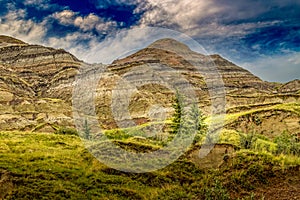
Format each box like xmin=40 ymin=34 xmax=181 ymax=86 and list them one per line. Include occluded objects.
xmin=0 ymin=35 xmax=299 ymax=137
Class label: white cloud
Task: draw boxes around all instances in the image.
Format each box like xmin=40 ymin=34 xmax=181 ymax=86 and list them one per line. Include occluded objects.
xmin=0 ymin=6 xmax=118 ymax=62
xmin=0 ymin=9 xmax=46 ymax=44
xmin=44 ymin=32 xmax=98 ymax=59
xmin=135 ymin=0 xmax=289 ymax=39
xmin=52 ymin=10 xmax=117 ymax=33
xmin=92 ymin=0 xmax=143 ymax=9
xmin=53 ymin=10 xmax=77 ymax=25
xmin=288 ymin=54 xmax=300 ymax=65
xmin=74 ymin=13 xmax=116 ymax=32
xmin=137 ymin=1 xmax=223 ymax=31
xmin=0 ymin=7 xmax=93 ymax=60
xmin=24 ymin=0 xmax=48 ymax=6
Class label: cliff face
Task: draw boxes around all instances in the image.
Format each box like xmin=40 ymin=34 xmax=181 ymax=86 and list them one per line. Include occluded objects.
xmin=0 ymin=36 xmax=299 ymax=136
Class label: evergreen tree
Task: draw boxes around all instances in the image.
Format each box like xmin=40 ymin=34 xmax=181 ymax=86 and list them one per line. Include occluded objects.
xmin=170 ymin=90 xmax=207 ymax=138
xmin=170 ymin=90 xmax=184 ymax=135
xmin=83 ymin=119 xmax=91 ymax=140
xmin=182 ymin=103 xmax=207 ymax=142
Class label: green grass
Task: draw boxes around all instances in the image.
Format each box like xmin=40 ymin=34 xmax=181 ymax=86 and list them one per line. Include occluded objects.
xmin=218 ymin=129 xmax=241 ymax=146
xmin=223 ymin=103 xmax=300 ymax=125
xmin=102 ymin=121 xmax=173 ymax=146
xmin=0 ymin=131 xmax=299 ymax=199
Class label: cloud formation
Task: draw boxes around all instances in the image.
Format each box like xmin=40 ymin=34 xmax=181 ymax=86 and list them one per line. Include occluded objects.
xmin=53 ymin=10 xmax=117 ymax=33
xmin=0 ymin=7 xmax=46 ymax=44
xmin=0 ymin=0 xmax=299 ymax=82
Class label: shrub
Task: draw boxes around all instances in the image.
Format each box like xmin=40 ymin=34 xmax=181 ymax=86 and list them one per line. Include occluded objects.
xmin=54 ymin=126 xmax=78 ymax=136
xmin=274 ymin=132 xmax=300 ymax=156
xmin=240 ymin=132 xmax=257 ymax=149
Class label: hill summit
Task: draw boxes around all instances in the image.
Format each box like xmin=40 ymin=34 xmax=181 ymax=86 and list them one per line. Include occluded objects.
xmin=148 ymin=38 xmax=193 ymax=53
xmin=0 ymin=35 xmax=27 ymax=48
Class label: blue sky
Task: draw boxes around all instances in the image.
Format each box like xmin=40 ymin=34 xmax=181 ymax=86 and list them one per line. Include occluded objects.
xmin=0 ymin=0 xmax=299 ymax=82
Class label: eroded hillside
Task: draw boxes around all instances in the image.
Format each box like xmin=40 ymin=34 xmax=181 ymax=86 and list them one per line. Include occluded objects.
xmin=0 ymin=36 xmax=299 ymax=136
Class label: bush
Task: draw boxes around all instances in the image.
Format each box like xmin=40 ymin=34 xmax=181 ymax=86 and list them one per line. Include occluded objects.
xmin=240 ymin=132 xmax=257 ymax=149
xmin=274 ymin=132 xmax=300 ymax=156
xmin=54 ymin=126 xmax=78 ymax=136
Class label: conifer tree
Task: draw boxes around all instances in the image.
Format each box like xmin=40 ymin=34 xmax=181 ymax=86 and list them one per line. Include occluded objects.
xmin=83 ymin=119 xmax=91 ymax=140
xmin=170 ymin=90 xmax=184 ymax=135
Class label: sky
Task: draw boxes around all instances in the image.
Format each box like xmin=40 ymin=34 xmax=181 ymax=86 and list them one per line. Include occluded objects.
xmin=0 ymin=0 xmax=299 ymax=82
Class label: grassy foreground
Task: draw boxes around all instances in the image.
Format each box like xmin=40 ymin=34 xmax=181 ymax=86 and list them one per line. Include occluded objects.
xmin=0 ymin=131 xmax=299 ymax=199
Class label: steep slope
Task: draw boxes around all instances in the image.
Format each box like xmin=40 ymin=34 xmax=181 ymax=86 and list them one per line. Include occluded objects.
xmin=112 ymin=39 xmax=273 ymax=95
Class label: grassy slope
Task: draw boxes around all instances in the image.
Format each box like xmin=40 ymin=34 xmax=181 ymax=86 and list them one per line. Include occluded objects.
xmin=224 ymin=103 xmax=300 ymax=125
xmin=1 ymin=131 xmax=299 ymax=200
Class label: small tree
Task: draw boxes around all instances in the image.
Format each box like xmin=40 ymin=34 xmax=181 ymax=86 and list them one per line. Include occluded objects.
xmin=170 ymin=89 xmax=207 ymax=143
xmin=170 ymin=90 xmax=184 ymax=135
xmin=83 ymin=119 xmax=91 ymax=140
xmin=191 ymin=103 xmax=207 ymax=134
xmin=188 ymin=103 xmax=207 ymax=143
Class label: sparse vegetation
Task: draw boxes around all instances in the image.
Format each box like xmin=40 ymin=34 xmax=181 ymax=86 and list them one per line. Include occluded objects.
xmin=238 ymin=131 xmax=300 ymax=157
xmin=240 ymin=132 xmax=257 ymax=149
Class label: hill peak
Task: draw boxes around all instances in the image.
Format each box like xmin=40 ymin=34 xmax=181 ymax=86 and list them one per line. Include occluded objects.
xmin=147 ymin=38 xmax=192 ymax=54
xmin=0 ymin=35 xmax=26 ymax=45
